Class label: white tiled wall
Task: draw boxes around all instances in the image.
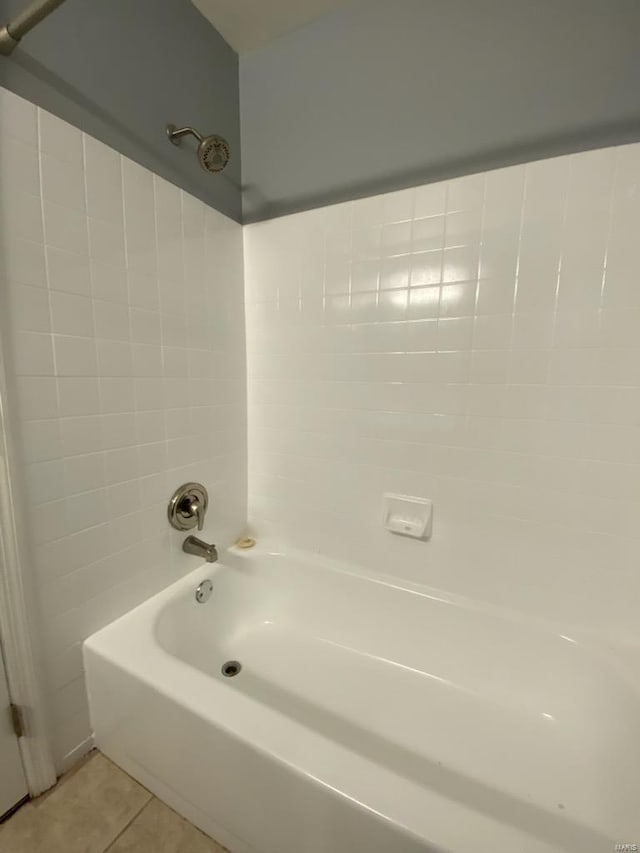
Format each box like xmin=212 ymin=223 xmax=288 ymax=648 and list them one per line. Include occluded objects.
xmin=245 ymin=143 xmax=640 ymax=648
xmin=4 ymin=78 xmax=640 ymax=772
xmin=0 ymin=87 xmax=247 ymax=770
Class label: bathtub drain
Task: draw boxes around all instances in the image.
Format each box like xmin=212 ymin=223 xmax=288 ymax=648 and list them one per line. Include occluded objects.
xmin=221 ymin=660 xmax=242 ymax=677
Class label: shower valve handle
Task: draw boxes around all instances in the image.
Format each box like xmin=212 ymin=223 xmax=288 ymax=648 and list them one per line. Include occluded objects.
xmin=186 ymin=497 xmax=204 ymax=532
xmin=168 ymin=483 xmax=209 ymax=532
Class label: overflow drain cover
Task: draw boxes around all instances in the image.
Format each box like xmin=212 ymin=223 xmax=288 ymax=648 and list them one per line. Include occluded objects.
xmin=221 ymin=660 xmax=242 ymax=677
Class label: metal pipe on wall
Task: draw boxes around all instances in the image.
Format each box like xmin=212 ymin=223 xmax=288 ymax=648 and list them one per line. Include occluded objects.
xmin=0 ymin=0 xmax=68 ymax=56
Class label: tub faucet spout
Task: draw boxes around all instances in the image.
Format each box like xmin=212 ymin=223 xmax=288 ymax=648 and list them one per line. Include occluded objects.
xmin=183 ymin=535 xmax=218 ymax=563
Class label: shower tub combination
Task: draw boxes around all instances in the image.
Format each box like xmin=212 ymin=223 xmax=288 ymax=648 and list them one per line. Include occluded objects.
xmin=84 ymin=543 xmax=640 ymax=853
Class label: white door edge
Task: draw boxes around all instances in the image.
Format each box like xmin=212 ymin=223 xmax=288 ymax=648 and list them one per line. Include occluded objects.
xmin=0 ymin=636 xmax=27 ymax=816
xmin=0 ymin=337 xmax=56 ymax=797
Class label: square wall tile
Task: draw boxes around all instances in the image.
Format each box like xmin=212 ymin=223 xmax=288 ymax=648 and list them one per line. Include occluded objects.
xmin=50 ymin=291 xmax=94 ymax=337
xmin=47 ymin=247 xmax=92 ymax=296
xmin=41 ymin=153 xmax=86 ymax=212
xmin=38 ymin=109 xmax=84 ymax=166
xmin=44 ymin=201 xmax=88 ymax=255
xmin=0 ymin=88 xmax=38 ymax=147
xmin=13 ymin=332 xmax=55 ymax=376
xmin=8 ymin=282 xmax=51 ymax=332
xmin=84 ymin=135 xmax=123 ymax=224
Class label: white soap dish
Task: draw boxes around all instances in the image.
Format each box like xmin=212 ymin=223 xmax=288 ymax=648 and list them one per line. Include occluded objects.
xmin=382 ymin=493 xmax=433 ymax=540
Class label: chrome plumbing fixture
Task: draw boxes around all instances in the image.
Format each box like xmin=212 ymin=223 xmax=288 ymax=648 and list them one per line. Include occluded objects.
xmin=1 ymin=0 xmax=68 ymax=56
xmin=168 ymin=483 xmax=209 ymax=532
xmin=195 ymin=578 xmax=214 ymax=604
xmin=166 ymin=124 xmax=230 ymax=173
xmin=184 ymin=536 xmax=218 ymax=564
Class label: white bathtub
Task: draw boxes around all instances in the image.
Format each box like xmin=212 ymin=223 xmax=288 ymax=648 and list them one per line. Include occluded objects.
xmin=84 ymin=543 xmax=640 ymax=853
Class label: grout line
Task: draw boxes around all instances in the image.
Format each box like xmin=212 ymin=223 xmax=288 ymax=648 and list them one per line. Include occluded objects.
xmin=35 ymin=107 xmax=61 ymax=425
xmin=102 ymin=794 xmax=153 ymax=853
xmin=0 ymin=795 xmax=30 ymax=824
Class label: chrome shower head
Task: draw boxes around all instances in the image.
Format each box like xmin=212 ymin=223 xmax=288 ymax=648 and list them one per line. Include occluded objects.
xmin=166 ymin=124 xmax=230 ymax=174
xmin=197 ymin=134 xmax=230 ymax=173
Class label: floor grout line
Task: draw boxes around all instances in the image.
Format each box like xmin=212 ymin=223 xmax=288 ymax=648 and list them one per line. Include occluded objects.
xmin=102 ymin=794 xmax=154 ymax=853
xmin=2 ymin=750 xmax=225 ymax=852
xmin=0 ymin=795 xmax=30 ymax=825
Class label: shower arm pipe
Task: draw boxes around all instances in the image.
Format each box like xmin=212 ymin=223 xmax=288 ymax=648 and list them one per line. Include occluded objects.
xmin=0 ymin=0 xmax=68 ymax=56
xmin=166 ymin=125 xmax=205 ymax=146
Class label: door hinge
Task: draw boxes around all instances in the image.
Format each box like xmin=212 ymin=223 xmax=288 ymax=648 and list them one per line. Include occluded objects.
xmin=9 ymin=702 xmax=25 ymax=738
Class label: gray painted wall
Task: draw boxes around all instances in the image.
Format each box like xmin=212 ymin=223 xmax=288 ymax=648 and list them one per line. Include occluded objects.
xmin=0 ymin=0 xmax=241 ymax=221
xmin=240 ymin=0 xmax=640 ymax=222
